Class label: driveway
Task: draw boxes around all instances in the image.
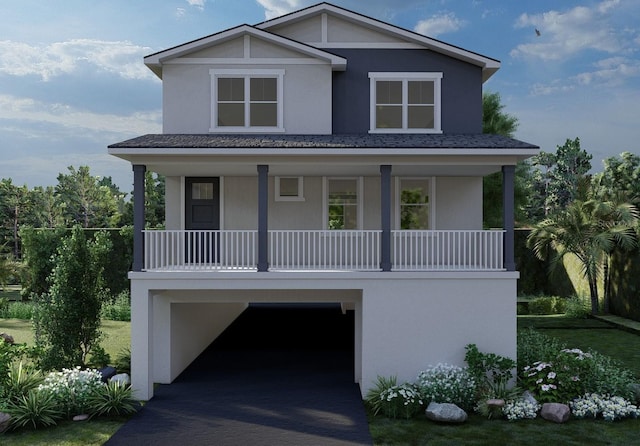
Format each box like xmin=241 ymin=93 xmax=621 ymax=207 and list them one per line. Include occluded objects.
xmin=105 ymin=304 xmax=372 ymax=445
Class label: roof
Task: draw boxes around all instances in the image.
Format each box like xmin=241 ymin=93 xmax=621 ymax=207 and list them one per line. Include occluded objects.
xmin=109 ymin=133 xmax=539 ymax=150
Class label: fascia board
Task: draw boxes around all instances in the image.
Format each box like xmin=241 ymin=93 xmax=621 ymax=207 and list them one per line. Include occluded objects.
xmin=144 ymin=24 xmax=347 ymax=77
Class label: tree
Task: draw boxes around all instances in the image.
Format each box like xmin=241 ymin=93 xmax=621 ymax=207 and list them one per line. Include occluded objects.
xmin=121 ymin=172 xmax=165 ymax=228
xmin=528 ymin=138 xmax=592 ymax=220
xmin=33 ymin=226 xmax=111 ymax=370
xmin=0 ymin=179 xmax=30 ymax=257
xmin=481 ymin=91 xmax=532 ymax=227
xmin=592 ymin=151 xmax=640 ymax=205
xmin=55 ymin=166 xmax=122 ymax=228
xmin=527 ymin=198 xmax=638 ymax=314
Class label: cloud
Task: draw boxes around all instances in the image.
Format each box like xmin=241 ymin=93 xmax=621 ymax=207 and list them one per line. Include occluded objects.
xmin=256 ymin=0 xmax=305 ymax=20
xmin=529 ymin=57 xmax=640 ymax=96
xmin=414 ymin=12 xmax=467 ymax=37
xmin=0 ymin=39 xmax=155 ymax=81
xmin=510 ymin=0 xmax=626 ymax=60
xmin=0 ymin=94 xmax=161 ymax=136
xmin=187 ymin=0 xmax=206 ymax=10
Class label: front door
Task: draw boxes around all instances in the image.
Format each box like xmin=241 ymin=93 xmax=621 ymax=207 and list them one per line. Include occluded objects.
xmin=185 ymin=177 xmax=220 ymax=264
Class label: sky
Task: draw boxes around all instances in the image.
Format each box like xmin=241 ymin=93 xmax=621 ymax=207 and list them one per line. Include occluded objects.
xmin=1 ymin=0 xmax=639 ymax=194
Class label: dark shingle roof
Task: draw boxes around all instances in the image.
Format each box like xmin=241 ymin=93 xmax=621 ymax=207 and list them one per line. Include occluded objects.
xmin=109 ymin=134 xmax=539 ymax=150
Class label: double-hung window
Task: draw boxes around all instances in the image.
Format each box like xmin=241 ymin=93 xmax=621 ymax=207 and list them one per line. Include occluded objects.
xmin=369 ymin=72 xmax=442 ymax=133
xmin=396 ymin=178 xmax=434 ymax=229
xmin=324 ymin=178 xmax=362 ymax=230
xmin=210 ymin=69 xmax=284 ymax=132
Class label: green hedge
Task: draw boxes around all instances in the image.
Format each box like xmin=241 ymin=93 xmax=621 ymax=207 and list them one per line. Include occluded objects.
xmin=19 ymin=226 xmax=132 ymax=299
xmin=610 ymin=246 xmax=640 ymax=321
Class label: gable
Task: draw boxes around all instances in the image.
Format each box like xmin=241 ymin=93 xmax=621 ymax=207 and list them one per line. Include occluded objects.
xmin=267 ymin=12 xmax=409 ymax=46
xmin=258 ymin=2 xmax=500 ymax=81
xmin=186 ymin=35 xmax=309 ymax=60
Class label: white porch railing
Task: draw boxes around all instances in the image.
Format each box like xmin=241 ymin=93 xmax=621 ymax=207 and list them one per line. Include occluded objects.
xmin=142 ymin=229 xmax=505 ymax=272
xmin=391 ymin=230 xmax=505 ymax=270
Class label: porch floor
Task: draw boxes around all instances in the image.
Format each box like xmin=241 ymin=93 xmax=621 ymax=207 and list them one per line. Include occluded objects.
xmin=105 ymin=304 xmax=372 ymax=446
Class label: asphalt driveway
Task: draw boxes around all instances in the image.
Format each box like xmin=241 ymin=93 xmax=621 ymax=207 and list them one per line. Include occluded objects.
xmin=105 ymin=304 xmax=372 ymax=446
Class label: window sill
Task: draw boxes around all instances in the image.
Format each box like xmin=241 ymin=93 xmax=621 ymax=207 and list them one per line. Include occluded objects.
xmin=368 ymin=129 xmax=443 ymax=134
xmin=209 ymin=127 xmax=285 ymax=133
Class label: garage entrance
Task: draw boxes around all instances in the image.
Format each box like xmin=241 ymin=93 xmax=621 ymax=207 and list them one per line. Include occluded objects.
xmin=107 ymin=303 xmax=371 ymax=445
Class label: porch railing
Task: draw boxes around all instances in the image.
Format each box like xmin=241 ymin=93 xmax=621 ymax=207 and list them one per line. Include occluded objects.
xmin=142 ymin=229 xmax=505 ymax=272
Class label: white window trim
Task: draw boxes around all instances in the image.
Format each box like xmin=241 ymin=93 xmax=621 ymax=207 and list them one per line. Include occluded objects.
xmin=275 ymin=176 xmax=305 ymax=202
xmin=322 ymin=176 xmax=363 ymax=230
xmin=394 ymin=177 xmax=436 ymax=230
xmin=210 ymin=69 xmax=285 ymax=133
xmin=368 ymin=72 xmax=442 ymax=134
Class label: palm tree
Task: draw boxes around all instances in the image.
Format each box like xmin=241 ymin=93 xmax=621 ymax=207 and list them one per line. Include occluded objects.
xmin=527 ymin=198 xmax=638 ymax=314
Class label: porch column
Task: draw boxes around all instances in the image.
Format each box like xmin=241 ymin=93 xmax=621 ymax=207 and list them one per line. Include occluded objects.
xmin=380 ymin=165 xmax=392 ymax=271
xmin=132 ymin=164 xmax=146 ymax=272
xmin=502 ymin=165 xmax=516 ymax=271
xmin=257 ymin=165 xmax=269 ymax=272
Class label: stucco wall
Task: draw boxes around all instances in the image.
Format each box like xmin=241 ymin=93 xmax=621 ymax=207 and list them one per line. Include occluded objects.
xmin=435 ymin=177 xmax=483 ymax=229
xmin=162 ymin=62 xmax=333 ymax=134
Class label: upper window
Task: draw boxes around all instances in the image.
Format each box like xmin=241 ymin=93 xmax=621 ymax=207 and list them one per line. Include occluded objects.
xmin=396 ymin=178 xmax=434 ymax=230
xmin=369 ymin=72 xmax=442 ymax=134
xmin=210 ymin=69 xmax=284 ymax=132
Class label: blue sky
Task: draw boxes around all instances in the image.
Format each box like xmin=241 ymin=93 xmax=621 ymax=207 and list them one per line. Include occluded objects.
xmin=1 ymin=0 xmax=639 ymax=193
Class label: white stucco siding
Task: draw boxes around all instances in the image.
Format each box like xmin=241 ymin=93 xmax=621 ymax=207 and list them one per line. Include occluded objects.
xmin=359 ymin=275 xmax=517 ymax=396
xmin=165 ymin=176 xmax=182 ymax=230
xmin=162 ymin=62 xmax=332 ymax=134
xmin=435 ymin=177 xmax=483 ymax=229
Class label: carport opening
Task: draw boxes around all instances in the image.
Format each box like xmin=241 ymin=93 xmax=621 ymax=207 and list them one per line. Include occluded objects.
xmin=214 ymin=302 xmax=355 ymax=353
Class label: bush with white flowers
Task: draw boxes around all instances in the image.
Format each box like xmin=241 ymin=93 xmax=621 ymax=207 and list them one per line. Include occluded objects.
xmin=570 ymin=393 xmax=639 ymax=421
xmin=378 ymin=383 xmax=424 ymax=419
xmin=38 ymin=366 xmax=103 ymax=416
xmin=416 ymin=363 xmax=477 ymax=411
xmin=503 ymin=398 xmax=540 ymax=421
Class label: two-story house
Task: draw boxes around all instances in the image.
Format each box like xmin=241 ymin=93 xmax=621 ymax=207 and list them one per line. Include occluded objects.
xmin=109 ymin=2 xmax=539 ymax=401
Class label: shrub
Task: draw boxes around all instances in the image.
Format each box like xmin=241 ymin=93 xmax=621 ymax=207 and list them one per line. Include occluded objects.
xmin=365 ymin=375 xmax=398 ymax=416
xmin=415 ymin=363 xmax=476 ymax=411
xmin=517 ymin=329 xmax=567 ymax=370
xmin=578 ymin=350 xmax=637 ymax=400
xmin=0 ymin=301 xmax=35 ymax=319
xmin=528 ymin=296 xmax=566 ymax=315
xmin=101 ymin=291 xmax=131 ymax=321
xmin=114 ymin=348 xmax=131 ymax=375
xmin=465 ymin=344 xmax=516 ymax=399
xmin=1 ymin=362 xmax=43 ymax=406
xmin=87 ymin=345 xmax=112 ymax=369
xmin=88 ymin=381 xmax=137 ymax=417
xmin=6 ymin=389 xmax=64 ymax=430
xmin=503 ymin=398 xmax=540 ymax=421
xmin=565 ymin=295 xmax=591 ymax=319
xmin=570 ymin=393 xmax=639 ymax=421
xmin=38 ymin=367 xmax=104 ymax=416
xmin=516 ymin=303 xmax=529 ymax=315
xmin=377 ymin=383 xmax=423 ymax=419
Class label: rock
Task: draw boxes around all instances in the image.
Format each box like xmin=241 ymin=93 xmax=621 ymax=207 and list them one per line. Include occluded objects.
xmin=0 ymin=412 xmax=11 ymax=433
xmin=73 ymin=414 xmax=89 ymax=422
xmin=425 ymin=402 xmax=468 ymax=423
xmin=110 ymin=373 xmax=131 ymax=385
xmin=486 ymin=399 xmax=505 ymax=408
xmin=522 ymin=390 xmax=538 ymax=406
xmin=0 ymin=333 xmax=14 ymax=344
xmin=99 ymin=366 xmax=117 ymax=383
xmin=541 ymin=403 xmax=570 ymax=423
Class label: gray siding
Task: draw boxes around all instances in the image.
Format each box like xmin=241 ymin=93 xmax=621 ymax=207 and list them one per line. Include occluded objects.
xmin=331 ymin=49 xmax=483 ymax=134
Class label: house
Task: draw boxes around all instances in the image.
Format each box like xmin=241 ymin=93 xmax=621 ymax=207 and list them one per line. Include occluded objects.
xmin=108 ymin=2 xmax=539 ymax=401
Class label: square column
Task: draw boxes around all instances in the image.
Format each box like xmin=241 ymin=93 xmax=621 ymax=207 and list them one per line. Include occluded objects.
xmin=502 ymin=165 xmax=516 ymax=271
xmin=380 ymin=165 xmax=392 ymax=271
xmin=257 ymin=165 xmax=269 ymax=272
xmin=132 ymin=164 xmax=146 ymax=272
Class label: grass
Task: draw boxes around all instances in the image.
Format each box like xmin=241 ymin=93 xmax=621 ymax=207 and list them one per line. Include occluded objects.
xmin=0 ymin=318 xmax=132 ymax=445
xmin=367 ymin=315 xmax=640 ymax=445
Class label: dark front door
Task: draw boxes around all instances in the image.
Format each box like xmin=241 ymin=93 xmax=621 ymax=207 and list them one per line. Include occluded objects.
xmin=185 ymin=177 xmax=220 ymax=264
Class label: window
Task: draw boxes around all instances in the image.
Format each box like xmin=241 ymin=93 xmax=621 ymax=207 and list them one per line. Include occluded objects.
xmin=325 ymin=178 xmax=362 ymax=230
xmin=369 ymin=72 xmax=442 ymax=133
xmin=396 ymin=178 xmax=433 ymax=229
xmin=191 ymin=182 xmax=214 ymax=200
xmin=210 ymin=69 xmax=284 ymax=132
xmin=275 ymin=176 xmax=304 ymax=201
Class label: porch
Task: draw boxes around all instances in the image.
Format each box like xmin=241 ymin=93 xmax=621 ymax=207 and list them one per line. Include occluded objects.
xmin=142 ymin=229 xmax=505 ymax=272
